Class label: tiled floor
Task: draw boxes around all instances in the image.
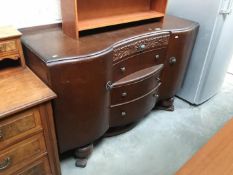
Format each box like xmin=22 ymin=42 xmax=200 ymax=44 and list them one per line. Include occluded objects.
xmin=61 ymin=73 xmax=233 ymax=175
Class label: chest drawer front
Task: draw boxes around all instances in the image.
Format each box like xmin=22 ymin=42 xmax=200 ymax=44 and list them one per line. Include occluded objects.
xmin=0 ymin=133 xmax=46 ymax=175
xmin=110 ymin=86 xmax=160 ymax=127
xmin=113 ymin=32 xmax=170 ymax=63
xmin=16 ymin=157 xmax=51 ymax=175
xmin=0 ymin=40 xmax=17 ymax=55
xmin=113 ymin=48 xmax=166 ymax=82
xmin=111 ymin=66 xmax=163 ymax=105
xmin=0 ymin=108 xmax=42 ymax=150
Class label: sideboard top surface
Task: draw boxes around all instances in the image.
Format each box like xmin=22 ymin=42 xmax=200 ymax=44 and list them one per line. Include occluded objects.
xmin=21 ymin=15 xmax=198 ymax=64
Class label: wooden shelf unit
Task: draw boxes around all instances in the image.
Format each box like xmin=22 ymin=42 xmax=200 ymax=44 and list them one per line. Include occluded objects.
xmin=61 ymin=0 xmax=167 ymax=39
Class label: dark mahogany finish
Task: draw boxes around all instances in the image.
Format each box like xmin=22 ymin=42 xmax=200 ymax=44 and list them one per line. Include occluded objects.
xmin=21 ymin=16 xmax=199 ymax=165
xmin=111 ymin=65 xmax=162 ymax=105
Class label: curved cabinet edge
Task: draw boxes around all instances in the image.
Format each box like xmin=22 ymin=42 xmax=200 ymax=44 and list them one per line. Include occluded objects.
xmin=159 ymin=24 xmax=199 ymax=100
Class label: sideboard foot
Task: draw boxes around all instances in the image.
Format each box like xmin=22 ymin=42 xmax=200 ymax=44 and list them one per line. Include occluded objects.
xmin=75 ymin=158 xmax=88 ymax=168
xmin=156 ymin=97 xmax=175 ymax=111
xmin=74 ymin=144 xmax=93 ymax=168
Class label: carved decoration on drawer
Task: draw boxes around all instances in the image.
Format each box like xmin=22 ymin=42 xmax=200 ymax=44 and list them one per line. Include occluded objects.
xmin=0 ymin=41 xmax=17 ymax=53
xmin=113 ymin=33 xmax=170 ymax=62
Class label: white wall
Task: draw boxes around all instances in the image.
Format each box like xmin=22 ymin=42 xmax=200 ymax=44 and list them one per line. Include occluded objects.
xmin=0 ymin=0 xmax=61 ymax=28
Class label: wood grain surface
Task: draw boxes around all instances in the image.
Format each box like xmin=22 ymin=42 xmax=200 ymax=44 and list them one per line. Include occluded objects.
xmin=0 ymin=68 xmax=56 ymax=118
xmin=61 ymin=0 xmax=167 ymax=38
xmin=176 ymin=118 xmax=233 ymax=175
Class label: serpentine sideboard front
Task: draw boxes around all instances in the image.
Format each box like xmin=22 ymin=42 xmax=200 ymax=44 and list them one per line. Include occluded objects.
xmin=21 ymin=15 xmax=199 ymax=167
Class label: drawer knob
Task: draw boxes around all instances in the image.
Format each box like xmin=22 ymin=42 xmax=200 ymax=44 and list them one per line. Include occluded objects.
xmin=0 ymin=157 xmax=11 ymax=171
xmin=156 ymin=77 xmax=160 ymax=82
xmin=153 ymin=94 xmax=159 ymax=98
xmin=121 ymin=111 xmax=127 ymax=117
xmin=120 ymin=67 xmax=126 ymax=73
xmin=122 ymin=92 xmax=127 ymax=97
xmin=138 ymin=44 xmax=146 ymax=51
xmin=169 ymin=57 xmax=177 ymax=65
xmin=155 ymin=54 xmax=160 ymax=60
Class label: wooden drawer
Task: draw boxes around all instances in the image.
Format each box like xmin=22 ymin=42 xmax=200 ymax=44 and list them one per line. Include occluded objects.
xmin=113 ymin=48 xmax=167 ymax=82
xmin=0 ymin=133 xmax=46 ymax=175
xmin=111 ymin=65 xmax=163 ymax=105
xmin=0 ymin=40 xmax=18 ymax=57
xmin=15 ymin=157 xmax=51 ymax=175
xmin=0 ymin=108 xmax=42 ymax=150
xmin=113 ymin=32 xmax=170 ymax=63
xmin=110 ymin=86 xmax=160 ymax=127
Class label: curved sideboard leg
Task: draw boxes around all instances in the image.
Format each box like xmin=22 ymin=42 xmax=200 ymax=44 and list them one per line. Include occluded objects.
xmin=156 ymin=97 xmax=175 ymax=111
xmin=75 ymin=144 xmax=94 ymax=168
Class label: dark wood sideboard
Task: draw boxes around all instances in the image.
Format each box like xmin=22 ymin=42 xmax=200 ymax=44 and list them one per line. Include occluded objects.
xmin=21 ymin=15 xmax=199 ymax=167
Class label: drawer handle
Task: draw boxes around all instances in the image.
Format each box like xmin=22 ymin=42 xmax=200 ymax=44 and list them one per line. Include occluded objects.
xmin=120 ymin=67 xmax=126 ymax=73
xmin=169 ymin=57 xmax=177 ymax=65
xmin=156 ymin=77 xmax=160 ymax=82
xmin=0 ymin=157 xmax=11 ymax=171
xmin=122 ymin=92 xmax=127 ymax=97
xmin=0 ymin=129 xmax=3 ymax=141
xmin=106 ymin=81 xmax=113 ymax=91
xmin=121 ymin=111 xmax=127 ymax=117
xmin=155 ymin=54 xmax=160 ymax=60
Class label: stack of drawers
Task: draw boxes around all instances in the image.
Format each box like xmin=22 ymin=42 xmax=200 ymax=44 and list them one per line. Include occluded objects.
xmin=0 ymin=68 xmax=61 ymax=175
xmin=0 ymin=26 xmax=60 ymax=174
xmin=109 ymin=32 xmax=170 ymax=127
xmin=0 ymin=108 xmax=49 ymax=174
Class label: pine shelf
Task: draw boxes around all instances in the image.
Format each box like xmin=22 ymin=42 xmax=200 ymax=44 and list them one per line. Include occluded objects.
xmin=61 ymin=0 xmax=167 ymax=39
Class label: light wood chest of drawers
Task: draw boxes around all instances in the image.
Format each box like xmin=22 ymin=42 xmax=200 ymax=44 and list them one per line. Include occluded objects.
xmin=0 ymin=68 xmax=61 ymax=175
xmin=0 ymin=26 xmax=25 ymax=66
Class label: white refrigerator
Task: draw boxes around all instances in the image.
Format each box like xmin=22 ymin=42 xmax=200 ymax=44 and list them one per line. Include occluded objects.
xmin=167 ymin=0 xmax=233 ymax=105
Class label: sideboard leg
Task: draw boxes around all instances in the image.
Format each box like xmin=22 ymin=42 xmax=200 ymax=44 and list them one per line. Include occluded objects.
xmin=156 ymin=97 xmax=175 ymax=111
xmin=75 ymin=144 xmax=93 ymax=168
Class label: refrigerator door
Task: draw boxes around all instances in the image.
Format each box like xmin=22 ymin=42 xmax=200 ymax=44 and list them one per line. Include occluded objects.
xmin=167 ymin=0 xmax=232 ymax=104
xmin=199 ymin=5 xmax=233 ymax=102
